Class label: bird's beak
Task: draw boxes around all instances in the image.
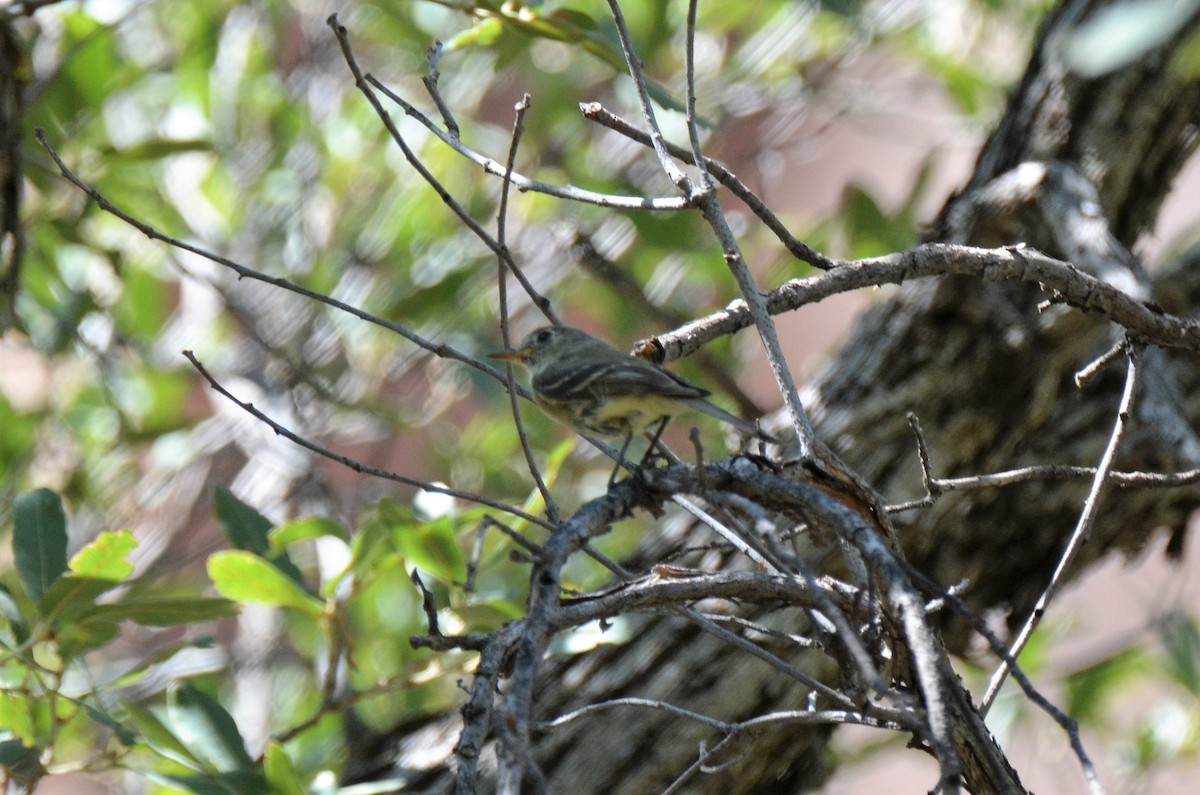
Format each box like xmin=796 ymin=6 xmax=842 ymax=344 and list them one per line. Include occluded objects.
xmin=490 ymin=345 xmax=531 ymax=362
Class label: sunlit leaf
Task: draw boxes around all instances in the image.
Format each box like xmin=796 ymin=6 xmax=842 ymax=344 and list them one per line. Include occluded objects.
xmin=0 ymin=692 xmax=36 ymax=747
xmin=269 ymin=517 xmax=349 ymax=556
xmin=393 ymin=516 xmax=467 ymax=585
xmin=207 ymin=551 xmax=323 ymax=618
xmin=262 ymin=742 xmax=307 ymax=795
xmin=68 ymin=530 xmax=137 ymax=581
xmin=212 ymin=486 xmax=306 ymax=585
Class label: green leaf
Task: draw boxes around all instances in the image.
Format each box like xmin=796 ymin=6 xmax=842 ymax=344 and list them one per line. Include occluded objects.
xmin=0 ymin=585 xmax=30 ymax=645
xmin=0 ymin=692 xmax=36 ymax=746
xmin=126 ymin=701 xmax=204 ymax=769
xmin=56 ymin=618 xmax=121 ymax=659
xmin=89 ymin=596 xmax=239 ymax=626
xmin=268 ymin=517 xmax=348 ymax=557
xmin=147 ymin=770 xmax=271 ymax=795
xmin=1065 ymin=646 xmax=1146 ymax=723
xmin=167 ymin=684 xmax=254 ymax=772
xmin=392 ymin=516 xmax=466 ymax=585
xmin=68 ymin=530 xmax=137 ymax=581
xmin=207 ymin=552 xmax=323 ymax=618
xmin=0 ymin=737 xmax=37 ymax=767
xmin=13 ymin=489 xmax=69 ymax=602
xmin=212 ymin=486 xmax=306 ymax=585
xmin=37 ymin=574 xmax=121 ymax=624
xmin=212 ymin=485 xmax=272 ymax=555
xmin=262 ymin=742 xmax=307 ymax=795
xmin=841 ymin=185 xmax=915 ymax=258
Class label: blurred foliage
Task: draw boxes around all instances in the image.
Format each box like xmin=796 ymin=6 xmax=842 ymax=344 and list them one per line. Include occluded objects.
xmin=4 ymin=0 xmax=1194 ymax=792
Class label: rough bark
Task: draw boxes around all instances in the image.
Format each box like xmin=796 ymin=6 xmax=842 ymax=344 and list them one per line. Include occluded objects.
xmin=349 ymin=2 xmax=1200 ymax=792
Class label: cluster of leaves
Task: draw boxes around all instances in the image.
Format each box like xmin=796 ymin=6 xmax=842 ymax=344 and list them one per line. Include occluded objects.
xmin=0 ymin=484 xmax=508 ymax=791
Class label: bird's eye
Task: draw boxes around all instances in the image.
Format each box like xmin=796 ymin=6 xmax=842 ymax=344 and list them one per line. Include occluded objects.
xmin=535 ymin=329 xmax=553 ymax=344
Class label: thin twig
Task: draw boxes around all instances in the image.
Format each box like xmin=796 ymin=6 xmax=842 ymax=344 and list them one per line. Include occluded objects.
xmin=328 ymin=15 xmax=558 ymax=323
xmin=683 ymin=0 xmax=710 ymax=188
xmin=603 ymin=0 xmax=817 ymax=461
xmin=886 ymin=461 xmax=1200 ymax=513
xmin=579 ymin=102 xmax=834 ymax=270
xmin=980 ymin=341 xmax=1143 ymax=719
xmin=182 ymin=350 xmax=553 ymax=530
xmin=33 ymin=129 xmax=514 ymax=390
xmin=1075 ymin=338 xmax=1128 ymax=387
xmin=603 ymin=0 xmax=692 ymax=192
xmin=907 ymin=412 xmax=939 ymax=499
xmin=422 ymin=40 xmax=460 ymax=137
xmin=411 ymin=570 xmax=441 ymax=636
xmin=368 ymin=74 xmax=689 ymax=211
xmin=496 ymin=93 xmax=561 ymax=524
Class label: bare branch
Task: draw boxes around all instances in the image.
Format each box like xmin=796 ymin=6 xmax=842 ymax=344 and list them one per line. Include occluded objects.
xmin=368 ymin=74 xmax=689 ymax=211
xmin=981 ymin=341 xmax=1143 ymax=717
xmin=652 ymin=244 xmax=1200 ymax=362
xmin=182 ymin=350 xmax=553 ymax=530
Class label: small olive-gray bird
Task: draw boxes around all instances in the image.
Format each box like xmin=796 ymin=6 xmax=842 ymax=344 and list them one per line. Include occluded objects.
xmin=491 ymin=326 xmax=774 ymax=460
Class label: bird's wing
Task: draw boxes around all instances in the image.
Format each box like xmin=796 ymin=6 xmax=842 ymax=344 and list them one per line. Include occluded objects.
xmin=534 ymin=359 xmax=708 ymax=402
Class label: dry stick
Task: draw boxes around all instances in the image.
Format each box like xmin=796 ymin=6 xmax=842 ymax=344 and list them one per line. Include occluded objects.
xmin=183 ymin=351 xmax=553 ymax=530
xmin=33 ymin=129 xmax=515 ymax=390
xmin=367 ymin=74 xmax=688 ymax=212
xmin=683 ymin=0 xmax=709 ymax=188
xmin=907 ymin=412 xmax=940 ymax=500
xmin=653 ymin=243 xmax=1200 ymax=359
xmin=887 ymin=462 xmax=1200 ymax=514
xmin=603 ymin=0 xmax=818 ymax=462
xmin=673 ymin=489 xmax=892 ymax=698
xmin=38 ymin=128 xmax=555 ymax=529
xmin=456 ymin=621 xmax=524 ymax=793
xmin=718 ymin=462 xmax=971 ymax=789
xmin=1075 ymin=338 xmax=1128 ymax=388
xmin=604 ymin=0 xmax=690 ymax=189
xmin=980 ymin=341 xmax=1143 ymax=721
xmin=327 ymin=14 xmax=559 ymax=325
xmin=579 ymin=103 xmax=834 ymax=271
xmin=495 ymin=93 xmax=561 ymax=524
xmin=899 ymin=558 xmax=1103 ymax=794
xmin=422 ymin=40 xmax=460 ymax=138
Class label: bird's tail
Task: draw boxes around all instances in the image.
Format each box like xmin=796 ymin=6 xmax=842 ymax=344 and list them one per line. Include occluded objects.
xmin=684 ymin=397 xmax=778 ymax=443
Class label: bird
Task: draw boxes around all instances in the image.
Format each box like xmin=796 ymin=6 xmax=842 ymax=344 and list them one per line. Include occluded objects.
xmin=491 ymin=325 xmax=774 ymax=479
